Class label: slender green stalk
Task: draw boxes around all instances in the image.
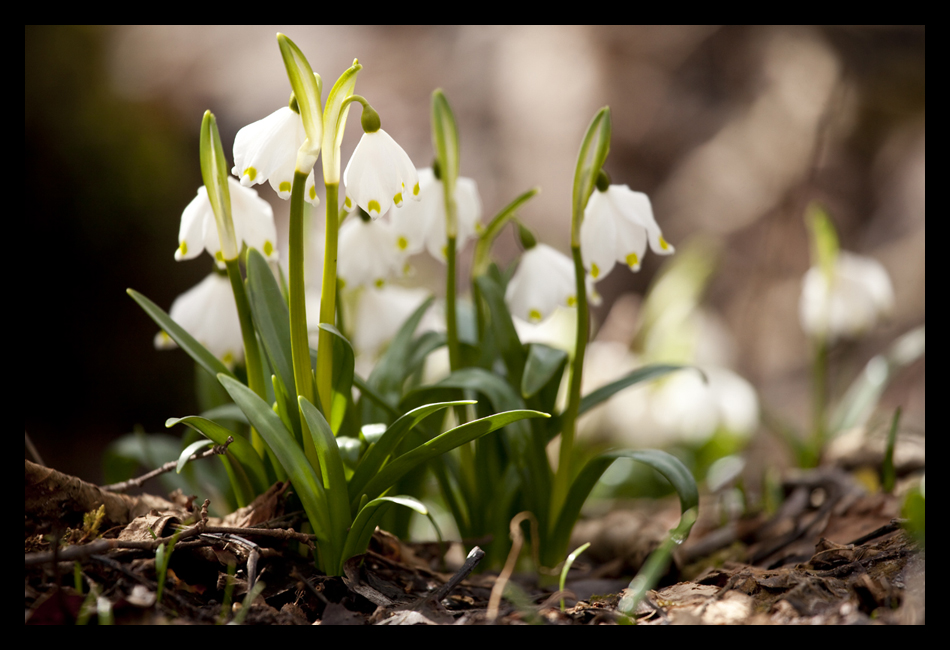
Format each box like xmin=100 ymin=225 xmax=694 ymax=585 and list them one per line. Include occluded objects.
xmin=316 ymin=183 xmax=341 ymax=418
xmin=808 ymin=337 xmax=828 ymax=467
xmin=288 ymin=170 xmax=316 ymax=410
xmin=225 ymin=257 xmax=266 ymax=453
xmin=550 ymin=245 xmax=590 ymax=522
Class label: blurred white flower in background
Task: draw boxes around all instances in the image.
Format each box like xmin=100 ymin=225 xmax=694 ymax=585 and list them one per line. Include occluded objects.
xmin=389 ymin=167 xmax=483 ymax=262
xmin=799 ymin=251 xmax=895 ymax=343
xmin=337 ymin=216 xmax=409 ymax=290
xmin=154 ymin=272 xmax=243 ymax=368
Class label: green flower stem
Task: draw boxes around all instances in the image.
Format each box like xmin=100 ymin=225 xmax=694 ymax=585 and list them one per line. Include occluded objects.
xmin=808 ymin=338 xmax=828 ymax=467
xmin=316 ymin=182 xmax=341 ymax=419
xmin=288 ymin=170 xmax=316 ymax=411
xmin=225 ymin=257 xmax=266 ymax=454
xmin=550 ymin=245 xmax=590 ymax=525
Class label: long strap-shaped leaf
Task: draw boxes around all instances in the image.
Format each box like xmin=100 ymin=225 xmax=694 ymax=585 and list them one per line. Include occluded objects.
xmin=298 ymin=395 xmax=351 ymax=571
xmin=340 ymin=495 xmax=429 ymax=576
xmin=348 ymin=400 xmax=475 ymax=509
xmin=546 ymin=449 xmax=698 ymax=567
xmin=245 ymin=248 xmax=296 ymax=404
xmin=356 ymin=410 xmax=549 ymax=507
xmin=218 ymin=375 xmax=333 ymax=552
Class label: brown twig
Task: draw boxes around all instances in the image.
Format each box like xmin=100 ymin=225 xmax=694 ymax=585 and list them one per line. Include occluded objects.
xmin=99 ymin=437 xmax=234 ymax=493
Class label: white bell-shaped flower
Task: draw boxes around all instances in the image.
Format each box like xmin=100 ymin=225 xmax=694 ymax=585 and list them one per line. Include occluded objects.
xmin=232 ymin=106 xmax=319 ymax=205
xmin=581 ymin=184 xmax=673 ymax=280
xmin=337 ymin=216 xmax=409 ymax=290
xmin=505 ymin=243 xmax=578 ymax=323
xmin=176 ymin=177 xmax=278 ymax=267
xmin=154 ymin=272 xmax=243 ymax=368
xmin=799 ymin=251 xmax=895 ymax=342
xmin=388 ymin=167 xmax=482 ymax=261
xmin=343 ymin=129 xmax=420 ymax=220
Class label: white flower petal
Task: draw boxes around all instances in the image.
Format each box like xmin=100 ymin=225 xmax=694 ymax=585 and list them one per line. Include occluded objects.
xmin=505 ymin=244 xmax=577 ymax=323
xmin=343 ymin=129 xmax=419 ymax=219
xmin=581 ymin=184 xmax=673 ymax=281
xmin=337 ymin=217 xmax=407 ymax=289
xmin=155 ymin=273 xmax=244 ymax=368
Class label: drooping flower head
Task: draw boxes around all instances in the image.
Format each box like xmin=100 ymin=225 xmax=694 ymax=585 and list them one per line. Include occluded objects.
xmin=176 ymin=177 xmax=278 ymax=267
xmin=505 ymin=243 xmax=579 ymax=324
xmin=799 ymin=251 xmax=895 ymax=343
xmin=343 ymin=107 xmax=420 ymax=220
xmin=337 ymin=213 xmax=409 ymax=290
xmin=580 ymin=183 xmax=673 ymax=280
xmin=232 ymin=105 xmax=319 ymax=205
xmin=154 ymin=272 xmax=244 ymax=368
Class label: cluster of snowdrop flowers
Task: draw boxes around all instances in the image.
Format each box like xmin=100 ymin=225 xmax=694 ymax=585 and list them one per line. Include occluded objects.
xmin=799 ymin=251 xmax=895 ymax=343
xmin=505 ymin=182 xmax=671 ymax=325
xmin=154 ymin=271 xmax=244 ymax=368
xmin=175 ymin=177 xmax=278 ymax=267
xmin=389 ymin=167 xmax=483 ymax=261
xmin=337 ymin=167 xmax=483 ymax=289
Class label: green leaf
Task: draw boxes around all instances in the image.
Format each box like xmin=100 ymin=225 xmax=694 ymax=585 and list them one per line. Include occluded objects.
xmin=245 ymin=248 xmax=295 ymax=402
xmin=199 ymin=110 xmax=237 ymax=261
xmin=217 ymin=374 xmax=333 ymax=550
xmin=357 ymin=409 xmax=549 ymax=507
xmin=830 ymin=326 xmax=925 ymax=434
xmin=522 ymin=343 xmax=568 ymax=400
xmin=474 ymin=274 xmax=525 ymax=385
xmin=547 ymin=449 xmax=698 ymax=567
xmin=127 ymin=289 xmax=237 ymax=383
xmin=571 ymin=364 xmax=694 ymax=430
xmin=165 ymin=415 xmax=269 ymax=497
xmin=176 ymin=439 xmax=212 ymax=474
xmin=319 ymin=324 xmax=355 ymax=434
xmin=341 ymin=495 xmax=429 ymax=573
xmin=348 ymin=400 xmax=476 ymax=508
xmin=298 ymin=396 xmax=352 ymax=544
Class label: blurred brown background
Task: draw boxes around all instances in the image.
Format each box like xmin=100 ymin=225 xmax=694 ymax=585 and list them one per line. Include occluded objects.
xmin=25 ymin=25 xmax=924 ymax=484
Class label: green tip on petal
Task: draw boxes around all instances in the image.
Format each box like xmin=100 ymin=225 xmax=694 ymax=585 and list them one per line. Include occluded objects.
xmin=279 ymin=181 xmax=292 ymax=194
xmin=367 ymin=199 xmax=381 ymax=216
xmin=393 ymin=192 xmax=403 ymax=207
xmin=244 ymin=167 xmax=257 ymax=182
xmin=626 ymin=252 xmax=639 ymax=268
xmin=264 ymin=241 xmax=275 ymax=257
xmin=397 ymin=236 xmax=409 ymax=251
xmin=590 ymin=263 xmax=600 ymax=279
xmin=659 ymin=237 xmax=670 ymax=251
xmin=178 ymin=241 xmax=188 ymax=257
xmin=529 ymin=308 xmax=542 ymax=323
xmin=412 ymin=182 xmax=420 ymax=197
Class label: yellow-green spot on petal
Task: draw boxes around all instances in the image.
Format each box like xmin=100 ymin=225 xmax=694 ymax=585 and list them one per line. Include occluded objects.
xmin=279 ymin=181 xmax=292 ymax=194
xmin=309 ymin=186 xmax=317 ymax=201
xmin=567 ymin=295 xmax=577 ymax=307
xmin=529 ymin=308 xmax=542 ymax=323
xmin=397 ymin=236 xmax=409 ymax=251
xmin=339 ymin=278 xmax=347 ymax=289
xmin=659 ymin=236 xmax=670 ymax=251
xmin=215 ymin=251 xmax=225 ymax=262
xmin=368 ymin=200 xmax=381 ymax=216
xmin=375 ymin=278 xmax=385 ymax=289
xmin=222 ymin=352 xmax=235 ymax=368
xmin=625 ymin=252 xmax=639 ymax=268
xmin=263 ymin=241 xmax=274 ymax=257
xmin=412 ymin=182 xmax=420 ymax=197
xmin=345 ymin=196 xmax=353 ymax=209
xmin=441 ymin=244 xmax=448 ymax=259
xmin=590 ymin=263 xmax=600 ymax=279
xmin=178 ymin=241 xmax=188 ymax=256
xmin=393 ymin=192 xmax=403 ymax=207
xmin=243 ymin=167 xmax=257 ymax=182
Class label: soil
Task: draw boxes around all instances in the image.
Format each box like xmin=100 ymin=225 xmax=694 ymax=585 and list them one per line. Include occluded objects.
xmin=25 ymin=458 xmax=924 ymax=625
